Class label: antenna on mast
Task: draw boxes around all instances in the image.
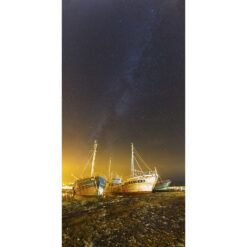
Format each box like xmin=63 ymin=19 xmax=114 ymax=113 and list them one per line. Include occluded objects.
xmin=131 ymin=143 xmax=135 ymax=176
xmin=91 ymin=140 xmax=97 ymax=177
xmin=71 ymin=173 xmax=79 ymax=180
xmin=109 ymin=156 xmax=112 ymax=178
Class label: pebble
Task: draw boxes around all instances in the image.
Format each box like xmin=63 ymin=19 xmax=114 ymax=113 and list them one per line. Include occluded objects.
xmin=62 ymin=191 xmax=185 ymax=246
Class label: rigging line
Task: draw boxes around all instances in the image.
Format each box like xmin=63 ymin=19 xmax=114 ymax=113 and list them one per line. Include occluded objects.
xmin=134 ymin=148 xmax=152 ymax=171
xmin=83 ymin=149 xmax=93 ymax=166
xmin=135 ymin=151 xmax=151 ymax=171
xmin=79 ymin=149 xmax=93 ymax=171
xmin=134 ymin=156 xmax=144 ymax=174
xmin=74 ymin=149 xmax=93 ymax=175
xmin=133 ymin=147 xmax=146 ymax=163
xmin=158 ymin=173 xmax=163 ymax=182
xmin=137 ymin=152 xmax=152 ymax=171
xmin=84 ymin=149 xmax=93 ymax=164
xmin=81 ymin=151 xmax=94 ymax=177
xmin=71 ymin=173 xmax=79 ymax=180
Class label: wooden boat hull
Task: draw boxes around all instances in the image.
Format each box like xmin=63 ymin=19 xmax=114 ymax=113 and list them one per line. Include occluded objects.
xmin=74 ymin=176 xmax=106 ymax=196
xmin=104 ymin=182 xmax=122 ymax=195
xmin=120 ymin=175 xmax=158 ymax=194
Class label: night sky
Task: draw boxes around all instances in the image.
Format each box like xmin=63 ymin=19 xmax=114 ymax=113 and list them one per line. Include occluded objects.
xmin=62 ymin=0 xmax=185 ymax=185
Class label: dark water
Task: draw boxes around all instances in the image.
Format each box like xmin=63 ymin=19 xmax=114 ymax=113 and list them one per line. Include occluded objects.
xmin=62 ymin=192 xmax=185 ymax=247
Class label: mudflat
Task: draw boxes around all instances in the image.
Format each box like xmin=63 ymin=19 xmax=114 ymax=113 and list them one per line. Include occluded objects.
xmin=62 ymin=192 xmax=185 ymax=247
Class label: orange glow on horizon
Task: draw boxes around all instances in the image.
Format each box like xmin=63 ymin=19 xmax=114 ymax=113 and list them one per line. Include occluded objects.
xmin=62 ymin=149 xmax=184 ymax=185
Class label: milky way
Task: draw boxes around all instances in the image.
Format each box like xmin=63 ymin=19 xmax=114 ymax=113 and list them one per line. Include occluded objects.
xmin=63 ymin=0 xmax=185 ymax=184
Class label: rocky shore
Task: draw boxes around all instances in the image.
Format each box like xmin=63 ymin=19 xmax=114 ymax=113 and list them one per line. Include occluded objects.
xmin=62 ymin=192 xmax=185 ymax=247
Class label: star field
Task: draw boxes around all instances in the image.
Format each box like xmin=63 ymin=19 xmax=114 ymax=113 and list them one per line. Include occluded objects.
xmin=63 ymin=0 xmax=185 ymax=184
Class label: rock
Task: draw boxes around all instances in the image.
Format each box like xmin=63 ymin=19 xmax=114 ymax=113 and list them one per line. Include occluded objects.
xmin=62 ymin=191 xmax=185 ymax=247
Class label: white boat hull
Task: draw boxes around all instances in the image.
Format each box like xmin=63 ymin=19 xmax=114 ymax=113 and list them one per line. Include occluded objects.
xmin=121 ymin=175 xmax=158 ymax=194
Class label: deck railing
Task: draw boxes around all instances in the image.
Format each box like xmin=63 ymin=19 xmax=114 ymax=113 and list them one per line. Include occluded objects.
xmin=127 ymin=170 xmax=157 ymax=179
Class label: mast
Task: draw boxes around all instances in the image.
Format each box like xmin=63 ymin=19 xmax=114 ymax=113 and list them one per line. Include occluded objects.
xmin=91 ymin=140 xmax=97 ymax=177
xmin=109 ymin=156 xmax=111 ymax=178
xmin=131 ymin=143 xmax=135 ymax=176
